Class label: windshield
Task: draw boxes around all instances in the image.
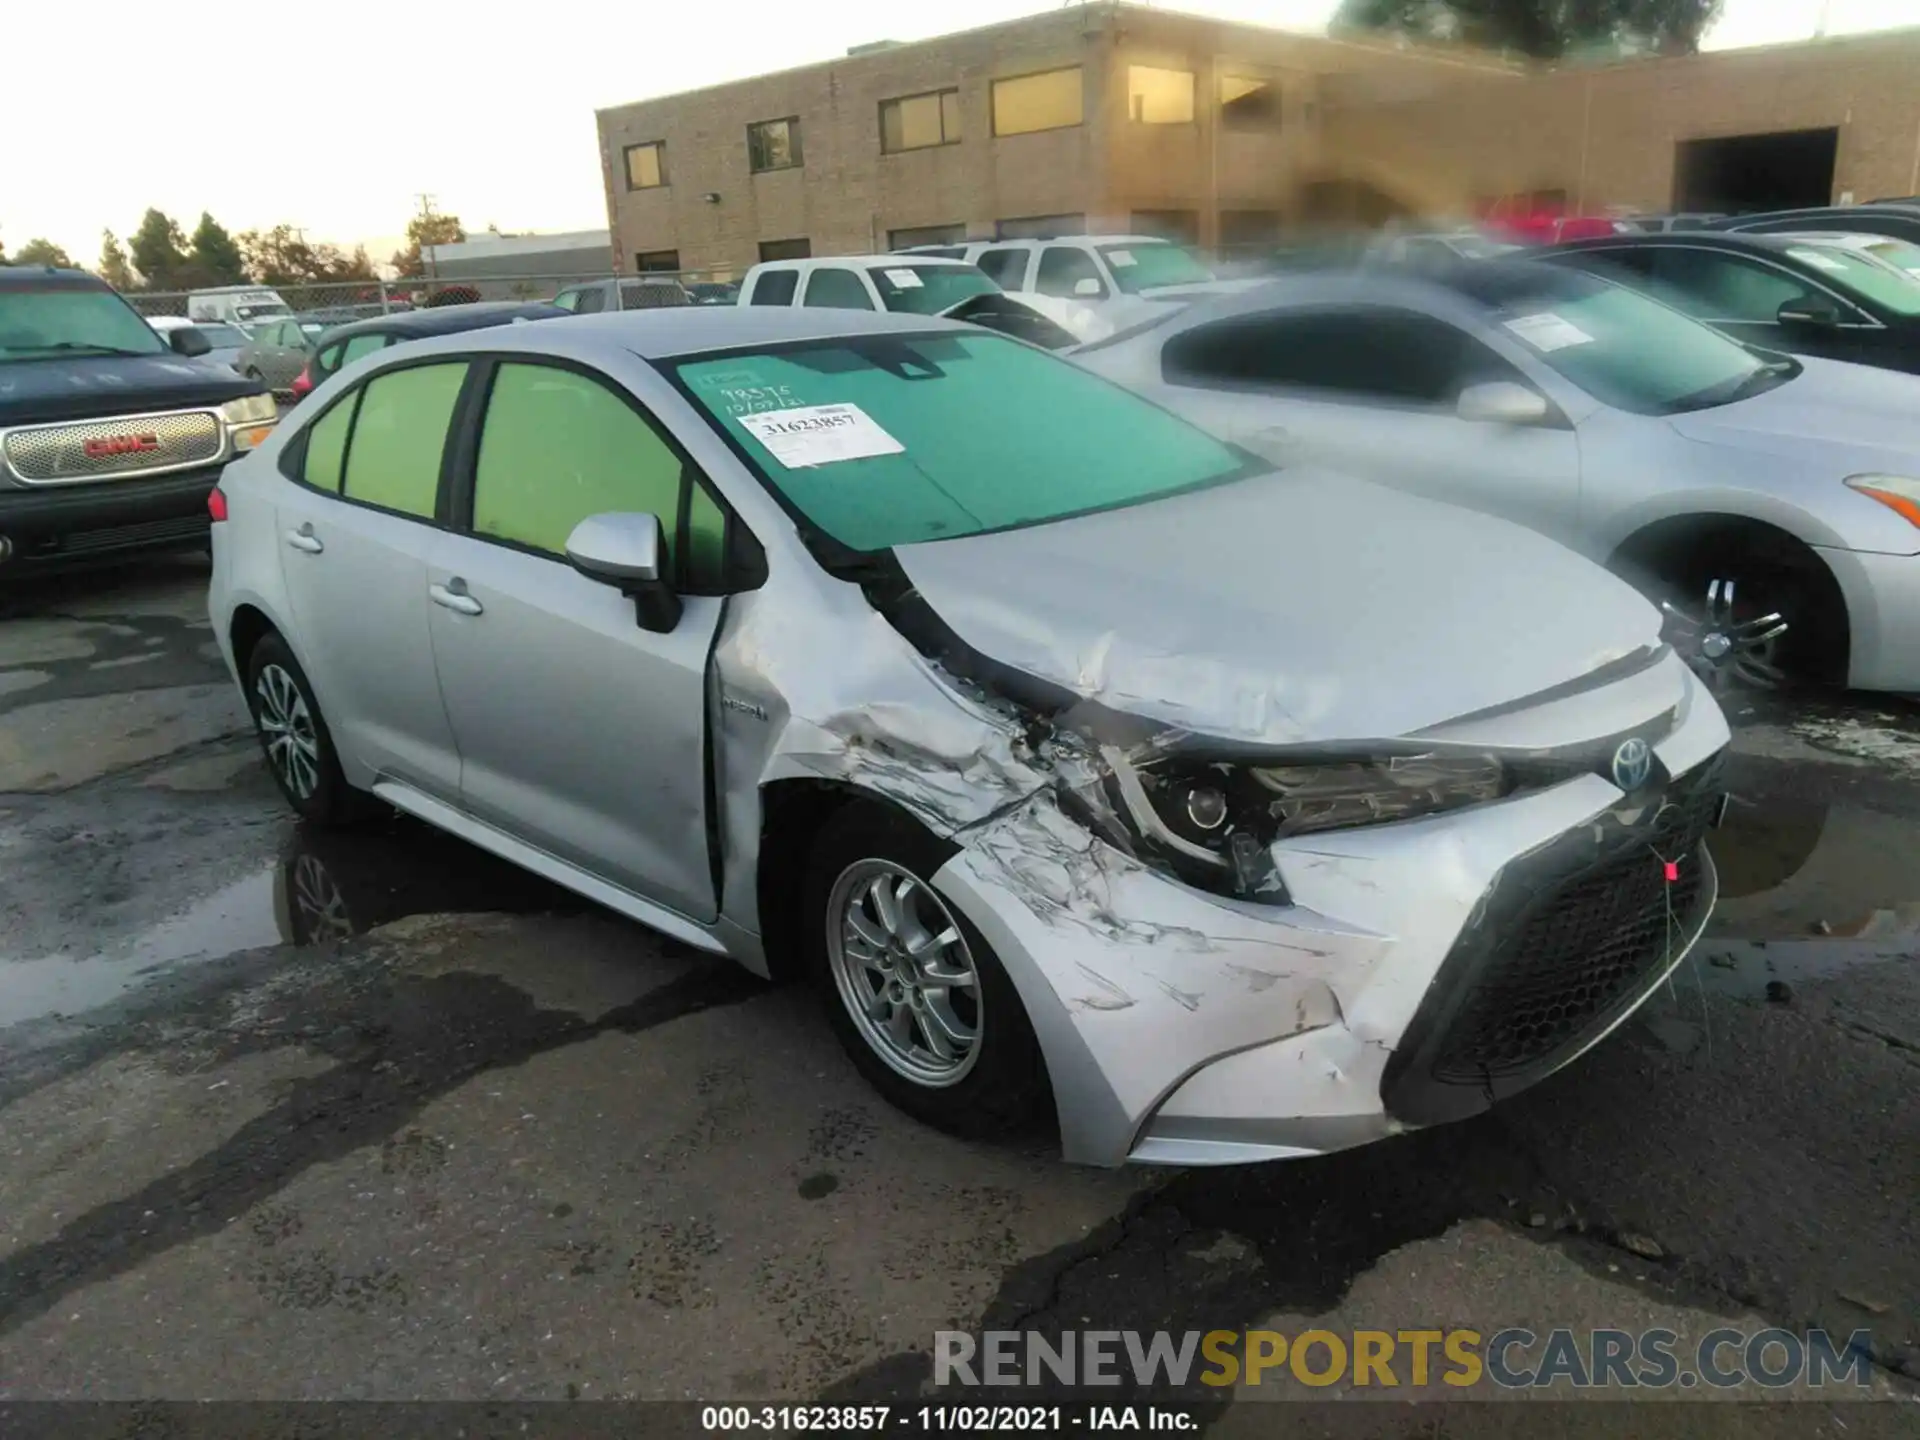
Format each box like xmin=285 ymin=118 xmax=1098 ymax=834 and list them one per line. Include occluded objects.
xmin=1463 ymin=265 xmax=1779 ymax=415
xmin=1859 ymin=237 xmax=1920 ymax=278
xmin=673 ymin=333 xmax=1255 ymax=551
xmin=195 ymin=323 xmax=248 ymax=348
xmin=1784 ymin=245 xmax=1920 ymax=316
xmin=869 ymin=265 xmax=998 ymax=315
xmin=0 ymin=284 xmax=168 ymax=361
xmin=1098 ymin=243 xmax=1214 ymax=293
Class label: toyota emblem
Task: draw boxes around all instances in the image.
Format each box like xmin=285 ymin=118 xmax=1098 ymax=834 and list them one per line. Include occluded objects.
xmin=1610 ymin=737 xmax=1653 ymax=792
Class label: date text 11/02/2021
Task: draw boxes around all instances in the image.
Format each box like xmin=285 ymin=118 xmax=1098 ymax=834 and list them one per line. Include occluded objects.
xmin=700 ymin=1406 xmax=1196 ymax=1432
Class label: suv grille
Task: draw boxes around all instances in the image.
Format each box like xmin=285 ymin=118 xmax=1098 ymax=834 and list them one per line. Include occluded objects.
xmin=3 ymin=411 xmax=223 ymax=484
xmin=1430 ymin=767 xmax=1721 ymax=1084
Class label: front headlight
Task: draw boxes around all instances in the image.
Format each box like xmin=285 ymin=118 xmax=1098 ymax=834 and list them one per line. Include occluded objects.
xmin=221 ymin=393 xmax=278 ymax=451
xmin=1070 ymin=745 xmax=1513 ymax=902
xmin=1844 ymin=474 xmax=1920 ymax=529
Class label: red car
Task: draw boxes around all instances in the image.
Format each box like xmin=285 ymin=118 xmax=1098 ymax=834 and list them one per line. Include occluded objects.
xmin=1491 ymin=211 xmax=1644 ymax=244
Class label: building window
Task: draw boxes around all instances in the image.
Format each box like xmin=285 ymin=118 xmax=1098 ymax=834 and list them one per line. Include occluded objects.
xmin=624 ymin=141 xmax=665 ymax=190
xmin=1219 ymin=75 xmax=1279 ymax=130
xmin=995 ymin=213 xmax=1085 ymax=241
xmin=759 ymin=238 xmax=811 ymax=262
xmin=991 ymin=67 xmax=1083 ymax=137
xmin=888 ymin=223 xmax=966 ymax=249
xmin=1127 ymin=66 xmax=1194 ymax=125
xmin=635 ymin=250 xmax=680 ymax=273
xmin=747 ymin=117 xmax=803 ymax=173
xmin=1130 ymin=209 xmax=1200 ymax=245
xmin=881 ymin=89 xmax=961 ymax=152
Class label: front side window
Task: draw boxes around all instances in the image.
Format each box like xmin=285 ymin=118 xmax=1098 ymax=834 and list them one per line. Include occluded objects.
xmin=315 ymin=342 xmax=346 ymax=376
xmin=747 ymin=117 xmax=803 ymax=173
xmin=803 ymin=269 xmax=875 ymax=311
xmin=991 ymin=68 xmax=1083 ymax=136
xmin=1099 ymin=242 xmax=1212 ymax=293
xmin=881 ymin=89 xmax=961 ymax=152
xmin=674 ymin=333 xmax=1252 ymax=553
xmin=341 ymin=362 xmax=467 ymax=519
xmin=573 ymin=286 xmax=609 ymax=314
xmin=1127 ymin=65 xmax=1194 ymax=124
xmin=0 ymin=283 xmax=166 ymax=361
xmin=749 ymin=270 xmax=800 ymax=306
xmin=625 ymin=141 xmax=666 ymax=190
xmin=1647 ymin=249 xmax=1820 ymax=323
xmin=471 ymin=362 xmax=725 ymax=582
xmin=1035 ymin=246 xmax=1106 ymax=299
xmin=552 ymin=289 xmax=582 ymax=312
xmin=870 ymin=265 xmax=997 ymax=315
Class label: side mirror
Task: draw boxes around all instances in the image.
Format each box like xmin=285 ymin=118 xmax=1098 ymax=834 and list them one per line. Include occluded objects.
xmin=1074 ymin=277 xmax=1104 ymax=298
xmin=564 ymin=511 xmax=682 ymax=633
xmin=1778 ymin=298 xmax=1839 ymax=328
xmin=1456 ymin=380 xmax=1551 ymax=426
xmin=169 ymin=326 xmax=212 ymax=358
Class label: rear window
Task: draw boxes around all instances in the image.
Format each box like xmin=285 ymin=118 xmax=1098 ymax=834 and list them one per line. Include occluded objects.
xmin=750 ymin=271 xmax=800 ymax=306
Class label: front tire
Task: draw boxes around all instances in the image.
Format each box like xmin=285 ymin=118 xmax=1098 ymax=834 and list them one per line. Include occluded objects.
xmin=804 ymin=804 xmax=1050 ymax=1140
xmin=245 ymin=633 xmax=368 ymax=827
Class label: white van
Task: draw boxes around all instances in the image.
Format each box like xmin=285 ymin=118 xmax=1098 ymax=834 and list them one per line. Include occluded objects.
xmin=187 ymin=286 xmax=294 ymax=326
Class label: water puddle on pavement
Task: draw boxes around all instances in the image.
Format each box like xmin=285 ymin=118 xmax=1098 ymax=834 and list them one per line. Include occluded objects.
xmin=1658 ymin=790 xmax=1920 ymax=1024
xmin=0 ymin=817 xmax=581 ymax=1030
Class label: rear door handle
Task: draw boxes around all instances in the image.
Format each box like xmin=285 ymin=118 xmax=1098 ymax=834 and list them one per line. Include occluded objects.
xmin=429 ymin=580 xmax=483 ymax=617
xmin=284 ymin=525 xmax=323 ymax=554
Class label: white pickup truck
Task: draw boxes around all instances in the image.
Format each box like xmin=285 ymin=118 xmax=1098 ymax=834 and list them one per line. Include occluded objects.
xmin=893 ymin=234 xmax=1221 ymax=305
xmin=736 ymin=254 xmax=1098 ymax=347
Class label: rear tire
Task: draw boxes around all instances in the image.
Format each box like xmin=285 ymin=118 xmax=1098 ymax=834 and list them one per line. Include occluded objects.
xmin=803 ymin=804 xmax=1051 ymax=1140
xmin=244 ymin=633 xmax=373 ymax=827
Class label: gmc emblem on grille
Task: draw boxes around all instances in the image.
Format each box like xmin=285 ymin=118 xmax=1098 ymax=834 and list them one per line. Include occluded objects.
xmin=82 ymin=433 xmax=162 ymax=459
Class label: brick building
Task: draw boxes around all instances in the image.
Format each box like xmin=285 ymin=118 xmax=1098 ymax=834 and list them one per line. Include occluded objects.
xmin=594 ymin=4 xmax=1920 ymax=278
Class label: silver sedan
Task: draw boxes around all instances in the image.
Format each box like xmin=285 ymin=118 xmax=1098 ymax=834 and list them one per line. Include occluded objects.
xmin=1076 ymin=262 xmax=1920 ymax=693
xmin=208 ymin=307 xmax=1729 ymax=1167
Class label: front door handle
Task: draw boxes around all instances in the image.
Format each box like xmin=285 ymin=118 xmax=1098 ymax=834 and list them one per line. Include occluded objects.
xmin=284 ymin=524 xmax=323 ymax=554
xmin=429 ymin=579 xmax=484 ymax=617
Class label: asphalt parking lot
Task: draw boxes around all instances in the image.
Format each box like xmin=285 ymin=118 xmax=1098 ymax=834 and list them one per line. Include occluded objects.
xmin=0 ymin=556 xmax=1916 ymax=1429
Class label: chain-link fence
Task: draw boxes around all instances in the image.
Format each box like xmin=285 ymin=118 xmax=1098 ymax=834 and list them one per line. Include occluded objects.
xmin=124 ymin=269 xmax=743 ymax=321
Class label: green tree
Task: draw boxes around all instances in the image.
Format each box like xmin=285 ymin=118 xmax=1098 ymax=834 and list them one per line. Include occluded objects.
xmin=128 ymin=208 xmax=190 ymax=288
xmin=12 ymin=237 xmax=75 ymax=268
xmin=189 ymin=212 xmax=247 ymax=285
xmin=97 ymin=230 xmax=137 ymax=290
xmin=1332 ymin=0 xmax=1722 ymax=58
xmin=391 ymin=212 xmax=465 ymax=279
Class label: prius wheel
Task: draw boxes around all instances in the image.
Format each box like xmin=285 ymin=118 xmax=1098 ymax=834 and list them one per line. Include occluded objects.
xmin=805 ymin=806 xmax=1050 ymax=1139
xmin=246 ymin=633 xmax=366 ymax=827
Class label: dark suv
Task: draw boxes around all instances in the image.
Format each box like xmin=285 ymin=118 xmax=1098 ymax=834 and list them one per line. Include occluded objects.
xmin=0 ymin=265 xmax=275 ymax=573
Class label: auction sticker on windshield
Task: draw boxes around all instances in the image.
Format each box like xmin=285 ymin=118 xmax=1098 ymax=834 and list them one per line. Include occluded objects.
xmin=1504 ymin=312 xmax=1593 ymax=352
xmin=738 ymin=403 xmax=905 ymax=467
xmin=1108 ymin=250 xmax=1137 ymax=267
xmin=884 ymin=268 xmax=924 ymax=289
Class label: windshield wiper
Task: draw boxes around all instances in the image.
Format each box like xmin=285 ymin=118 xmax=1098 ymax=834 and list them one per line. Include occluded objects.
xmin=23 ymin=342 xmax=155 ymax=357
xmin=1671 ymin=357 xmax=1796 ymax=411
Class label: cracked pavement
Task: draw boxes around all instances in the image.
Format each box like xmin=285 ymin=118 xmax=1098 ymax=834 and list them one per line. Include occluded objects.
xmin=0 ymin=558 xmax=1916 ymax=1430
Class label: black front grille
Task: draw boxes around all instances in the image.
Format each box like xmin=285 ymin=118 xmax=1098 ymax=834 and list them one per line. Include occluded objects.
xmin=39 ymin=514 xmax=209 ymax=557
xmin=1431 ymin=766 xmax=1721 ymax=1084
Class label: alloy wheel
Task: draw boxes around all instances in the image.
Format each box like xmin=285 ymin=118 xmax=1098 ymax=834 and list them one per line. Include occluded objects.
xmin=255 ymin=663 xmax=321 ymax=799
xmin=825 ymin=859 xmax=983 ymax=1087
xmin=1660 ymin=578 xmax=1789 ymax=690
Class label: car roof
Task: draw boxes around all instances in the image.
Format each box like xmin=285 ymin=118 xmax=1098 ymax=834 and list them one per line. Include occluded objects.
xmin=1549 ymin=231 xmax=1810 ymax=256
xmin=753 ymin=255 xmax=975 ymax=272
xmin=0 ymin=265 xmax=111 ymax=291
xmin=315 ymin=301 xmax=568 ymax=344
xmin=376 ymin=305 xmax=977 ymax=365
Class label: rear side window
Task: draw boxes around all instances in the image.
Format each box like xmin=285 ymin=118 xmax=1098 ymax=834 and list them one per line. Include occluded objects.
xmin=573 ymin=286 xmax=608 ymax=314
xmin=750 ymin=270 xmax=799 ymax=306
xmin=341 ymin=333 xmax=389 ymax=366
xmin=301 ymin=395 xmax=356 ymax=493
xmin=803 ymin=268 xmax=875 ymax=310
xmin=1035 ymin=246 xmax=1106 ymax=298
xmin=342 ymin=363 xmax=467 ymax=519
xmin=978 ymin=248 xmax=1030 ymax=289
xmin=472 ymin=363 xmax=703 ymax=577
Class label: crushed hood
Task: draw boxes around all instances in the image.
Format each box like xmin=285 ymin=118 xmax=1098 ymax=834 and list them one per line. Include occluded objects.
xmin=891 ymin=468 xmax=1665 ymax=747
xmin=1666 ymin=356 xmax=1920 ymax=472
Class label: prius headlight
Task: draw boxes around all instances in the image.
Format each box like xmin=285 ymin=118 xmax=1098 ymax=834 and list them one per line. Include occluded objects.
xmin=1073 ymin=748 xmax=1513 ymax=902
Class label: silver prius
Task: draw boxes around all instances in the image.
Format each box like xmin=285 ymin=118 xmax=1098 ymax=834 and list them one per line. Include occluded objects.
xmin=208 ymin=308 xmax=1731 ymax=1167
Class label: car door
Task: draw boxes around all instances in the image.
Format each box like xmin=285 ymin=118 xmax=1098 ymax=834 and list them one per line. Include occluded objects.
xmin=263 ymin=322 xmax=303 ymax=388
xmin=424 ymin=358 xmax=732 ymax=920
xmin=273 ymin=360 xmax=468 ymax=801
xmin=1157 ymin=304 xmax=1584 ymax=544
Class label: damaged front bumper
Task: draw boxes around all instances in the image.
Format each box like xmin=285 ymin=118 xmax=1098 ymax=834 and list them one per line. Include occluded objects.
xmin=930 ymin=664 xmax=1730 ymax=1168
